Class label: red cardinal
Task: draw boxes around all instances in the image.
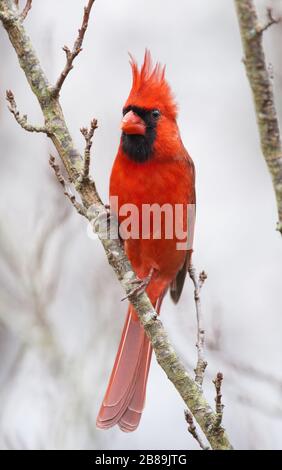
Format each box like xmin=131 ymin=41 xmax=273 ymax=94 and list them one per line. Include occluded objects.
xmin=96 ymin=51 xmax=195 ymax=432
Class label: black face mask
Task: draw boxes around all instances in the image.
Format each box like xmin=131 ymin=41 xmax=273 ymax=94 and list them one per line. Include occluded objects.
xmin=121 ymin=106 xmax=161 ymax=163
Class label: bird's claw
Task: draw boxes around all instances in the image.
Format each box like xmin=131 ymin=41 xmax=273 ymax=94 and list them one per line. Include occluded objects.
xmin=121 ymin=268 xmax=154 ymax=301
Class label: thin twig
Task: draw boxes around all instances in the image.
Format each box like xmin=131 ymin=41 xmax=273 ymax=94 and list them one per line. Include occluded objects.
xmin=256 ymin=7 xmax=281 ymax=35
xmin=80 ymin=118 xmax=98 ymax=180
xmin=49 ymin=155 xmax=86 ymax=217
xmin=188 ymin=265 xmax=208 ymax=385
xmin=184 ymin=410 xmax=210 ymax=450
xmin=6 ymin=90 xmax=50 ymax=134
xmin=52 ymin=0 xmax=95 ymax=97
xmin=20 ymin=0 xmax=32 ymax=21
xmin=213 ymin=372 xmax=224 ymax=428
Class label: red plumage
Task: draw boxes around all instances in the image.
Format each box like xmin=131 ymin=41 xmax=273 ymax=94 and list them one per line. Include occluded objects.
xmin=96 ymin=50 xmax=195 ymax=432
xmin=126 ymin=50 xmax=177 ymax=120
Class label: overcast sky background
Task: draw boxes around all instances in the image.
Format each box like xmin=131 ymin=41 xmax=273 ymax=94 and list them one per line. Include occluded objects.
xmin=0 ymin=0 xmax=282 ymax=450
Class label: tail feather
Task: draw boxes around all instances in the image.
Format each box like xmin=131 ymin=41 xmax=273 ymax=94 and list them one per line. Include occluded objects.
xmin=118 ymin=337 xmax=152 ymax=432
xmin=103 ymin=312 xmax=143 ymax=408
xmin=96 ymin=289 xmax=167 ymax=432
xmin=96 ymin=305 xmax=151 ymax=431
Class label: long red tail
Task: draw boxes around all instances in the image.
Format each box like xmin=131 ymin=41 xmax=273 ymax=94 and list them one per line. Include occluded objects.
xmin=96 ymin=305 xmax=153 ymax=432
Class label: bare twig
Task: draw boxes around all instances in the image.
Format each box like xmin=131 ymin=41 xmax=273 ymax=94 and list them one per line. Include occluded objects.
xmin=49 ymin=155 xmax=86 ymax=217
xmin=20 ymin=0 xmax=32 ymax=21
xmin=234 ymin=0 xmax=282 ymax=235
xmin=6 ymin=90 xmax=50 ymax=134
xmin=188 ymin=265 xmax=208 ymax=385
xmin=52 ymin=0 xmax=95 ymax=97
xmin=80 ymin=118 xmax=98 ymax=180
xmin=184 ymin=410 xmax=210 ymax=450
xmin=256 ymin=7 xmax=281 ymax=35
xmin=199 ymin=270 xmax=208 ymax=289
xmin=213 ymin=372 xmax=224 ymax=428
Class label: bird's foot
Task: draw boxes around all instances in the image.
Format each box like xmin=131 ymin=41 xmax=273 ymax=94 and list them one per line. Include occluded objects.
xmin=121 ymin=268 xmax=154 ymax=301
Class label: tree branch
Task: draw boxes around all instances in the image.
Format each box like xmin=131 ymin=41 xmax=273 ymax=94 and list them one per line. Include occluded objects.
xmin=184 ymin=410 xmax=210 ymax=450
xmin=0 ymin=0 xmax=233 ymax=450
xmin=188 ymin=265 xmax=208 ymax=385
xmin=234 ymin=0 xmax=282 ymax=235
xmin=6 ymin=89 xmax=50 ymax=134
xmin=49 ymin=155 xmax=87 ymax=217
xmin=20 ymin=0 xmax=32 ymax=21
xmin=213 ymin=372 xmax=224 ymax=428
xmin=256 ymin=7 xmax=281 ymax=35
xmin=80 ymin=118 xmax=98 ymax=182
xmin=52 ymin=0 xmax=95 ymax=97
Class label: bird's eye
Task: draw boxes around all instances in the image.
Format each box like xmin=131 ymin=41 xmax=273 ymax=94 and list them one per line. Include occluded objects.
xmin=151 ymin=109 xmax=161 ymax=119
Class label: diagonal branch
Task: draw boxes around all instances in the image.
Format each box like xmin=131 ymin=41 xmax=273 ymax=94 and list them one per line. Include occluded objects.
xmin=234 ymin=0 xmax=282 ymax=235
xmin=0 ymin=0 xmax=233 ymax=450
xmin=52 ymin=0 xmax=95 ymax=97
xmin=6 ymin=89 xmax=50 ymax=134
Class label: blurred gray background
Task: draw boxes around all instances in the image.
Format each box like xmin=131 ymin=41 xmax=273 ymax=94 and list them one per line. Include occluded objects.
xmin=0 ymin=0 xmax=281 ymax=450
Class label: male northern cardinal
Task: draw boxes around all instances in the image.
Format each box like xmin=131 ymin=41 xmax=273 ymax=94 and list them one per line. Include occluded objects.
xmin=96 ymin=51 xmax=195 ymax=432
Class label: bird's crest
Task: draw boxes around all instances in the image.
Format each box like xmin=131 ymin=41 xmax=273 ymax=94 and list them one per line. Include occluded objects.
xmin=125 ymin=50 xmax=177 ymax=119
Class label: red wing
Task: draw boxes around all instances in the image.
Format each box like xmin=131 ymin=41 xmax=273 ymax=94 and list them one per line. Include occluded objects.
xmin=170 ymin=153 xmax=196 ymax=304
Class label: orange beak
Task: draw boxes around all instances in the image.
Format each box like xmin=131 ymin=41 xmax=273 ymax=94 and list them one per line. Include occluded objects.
xmin=121 ymin=110 xmax=146 ymax=136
